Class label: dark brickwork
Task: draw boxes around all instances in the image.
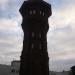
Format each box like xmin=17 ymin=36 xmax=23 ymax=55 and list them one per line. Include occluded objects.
xmin=19 ymin=0 xmax=52 ymax=75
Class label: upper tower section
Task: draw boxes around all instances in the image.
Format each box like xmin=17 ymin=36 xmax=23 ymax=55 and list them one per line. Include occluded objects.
xmin=19 ymin=0 xmax=52 ymax=22
xmin=28 ymin=0 xmax=43 ymax=2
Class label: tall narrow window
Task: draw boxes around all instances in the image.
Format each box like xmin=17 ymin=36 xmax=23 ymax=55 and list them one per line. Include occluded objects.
xmin=32 ymin=32 xmax=35 ymax=37
xmin=40 ymin=11 xmax=42 ymax=15
xmin=31 ymin=43 xmax=34 ymax=49
xmin=29 ymin=10 xmax=32 ymax=15
xmin=39 ymin=33 xmax=41 ymax=38
xmin=43 ymin=12 xmax=45 ymax=16
xmin=33 ymin=10 xmax=36 ymax=14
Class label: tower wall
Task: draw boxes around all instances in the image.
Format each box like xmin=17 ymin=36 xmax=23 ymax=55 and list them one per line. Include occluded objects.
xmin=19 ymin=1 xmax=52 ymax=75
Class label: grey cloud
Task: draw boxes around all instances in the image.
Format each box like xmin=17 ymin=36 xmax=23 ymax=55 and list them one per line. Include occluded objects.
xmin=49 ymin=58 xmax=75 ymax=71
xmin=48 ymin=26 xmax=75 ymax=55
xmin=49 ymin=0 xmax=75 ymax=10
xmin=1 ymin=50 xmax=21 ymax=58
xmin=54 ymin=25 xmax=72 ymax=32
xmin=0 ymin=27 xmax=23 ymax=40
xmin=0 ymin=42 xmax=14 ymax=49
xmin=0 ymin=0 xmax=22 ymax=19
xmin=47 ymin=21 xmax=75 ymax=71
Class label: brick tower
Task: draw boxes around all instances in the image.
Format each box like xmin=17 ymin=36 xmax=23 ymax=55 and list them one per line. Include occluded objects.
xmin=19 ymin=0 xmax=52 ymax=75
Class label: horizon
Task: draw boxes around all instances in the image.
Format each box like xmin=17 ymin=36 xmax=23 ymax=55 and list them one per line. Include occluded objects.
xmin=0 ymin=63 xmax=71 ymax=72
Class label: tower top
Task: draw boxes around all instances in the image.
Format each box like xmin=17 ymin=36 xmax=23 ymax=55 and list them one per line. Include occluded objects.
xmin=28 ymin=0 xmax=43 ymax=2
xmin=19 ymin=0 xmax=52 ymax=17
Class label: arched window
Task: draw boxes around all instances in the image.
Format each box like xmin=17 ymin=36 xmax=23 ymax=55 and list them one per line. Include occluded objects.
xmin=32 ymin=32 xmax=35 ymax=37
xmin=31 ymin=43 xmax=34 ymax=49
xmin=29 ymin=10 xmax=32 ymax=15
xmin=40 ymin=11 xmax=42 ymax=15
xmin=39 ymin=33 xmax=41 ymax=38
xmin=12 ymin=69 xmax=15 ymax=73
xmin=33 ymin=10 xmax=36 ymax=14
xmin=43 ymin=12 xmax=45 ymax=16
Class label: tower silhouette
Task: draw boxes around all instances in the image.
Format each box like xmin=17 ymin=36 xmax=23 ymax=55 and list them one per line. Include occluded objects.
xmin=19 ymin=0 xmax=52 ymax=75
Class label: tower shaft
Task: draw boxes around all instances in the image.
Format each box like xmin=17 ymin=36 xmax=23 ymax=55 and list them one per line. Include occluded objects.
xmin=19 ymin=1 xmax=52 ymax=75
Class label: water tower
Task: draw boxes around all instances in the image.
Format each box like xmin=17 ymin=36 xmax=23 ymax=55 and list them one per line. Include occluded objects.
xmin=19 ymin=0 xmax=52 ymax=75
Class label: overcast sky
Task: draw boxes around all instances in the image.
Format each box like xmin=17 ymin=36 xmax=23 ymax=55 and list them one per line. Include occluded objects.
xmin=0 ymin=0 xmax=75 ymax=72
